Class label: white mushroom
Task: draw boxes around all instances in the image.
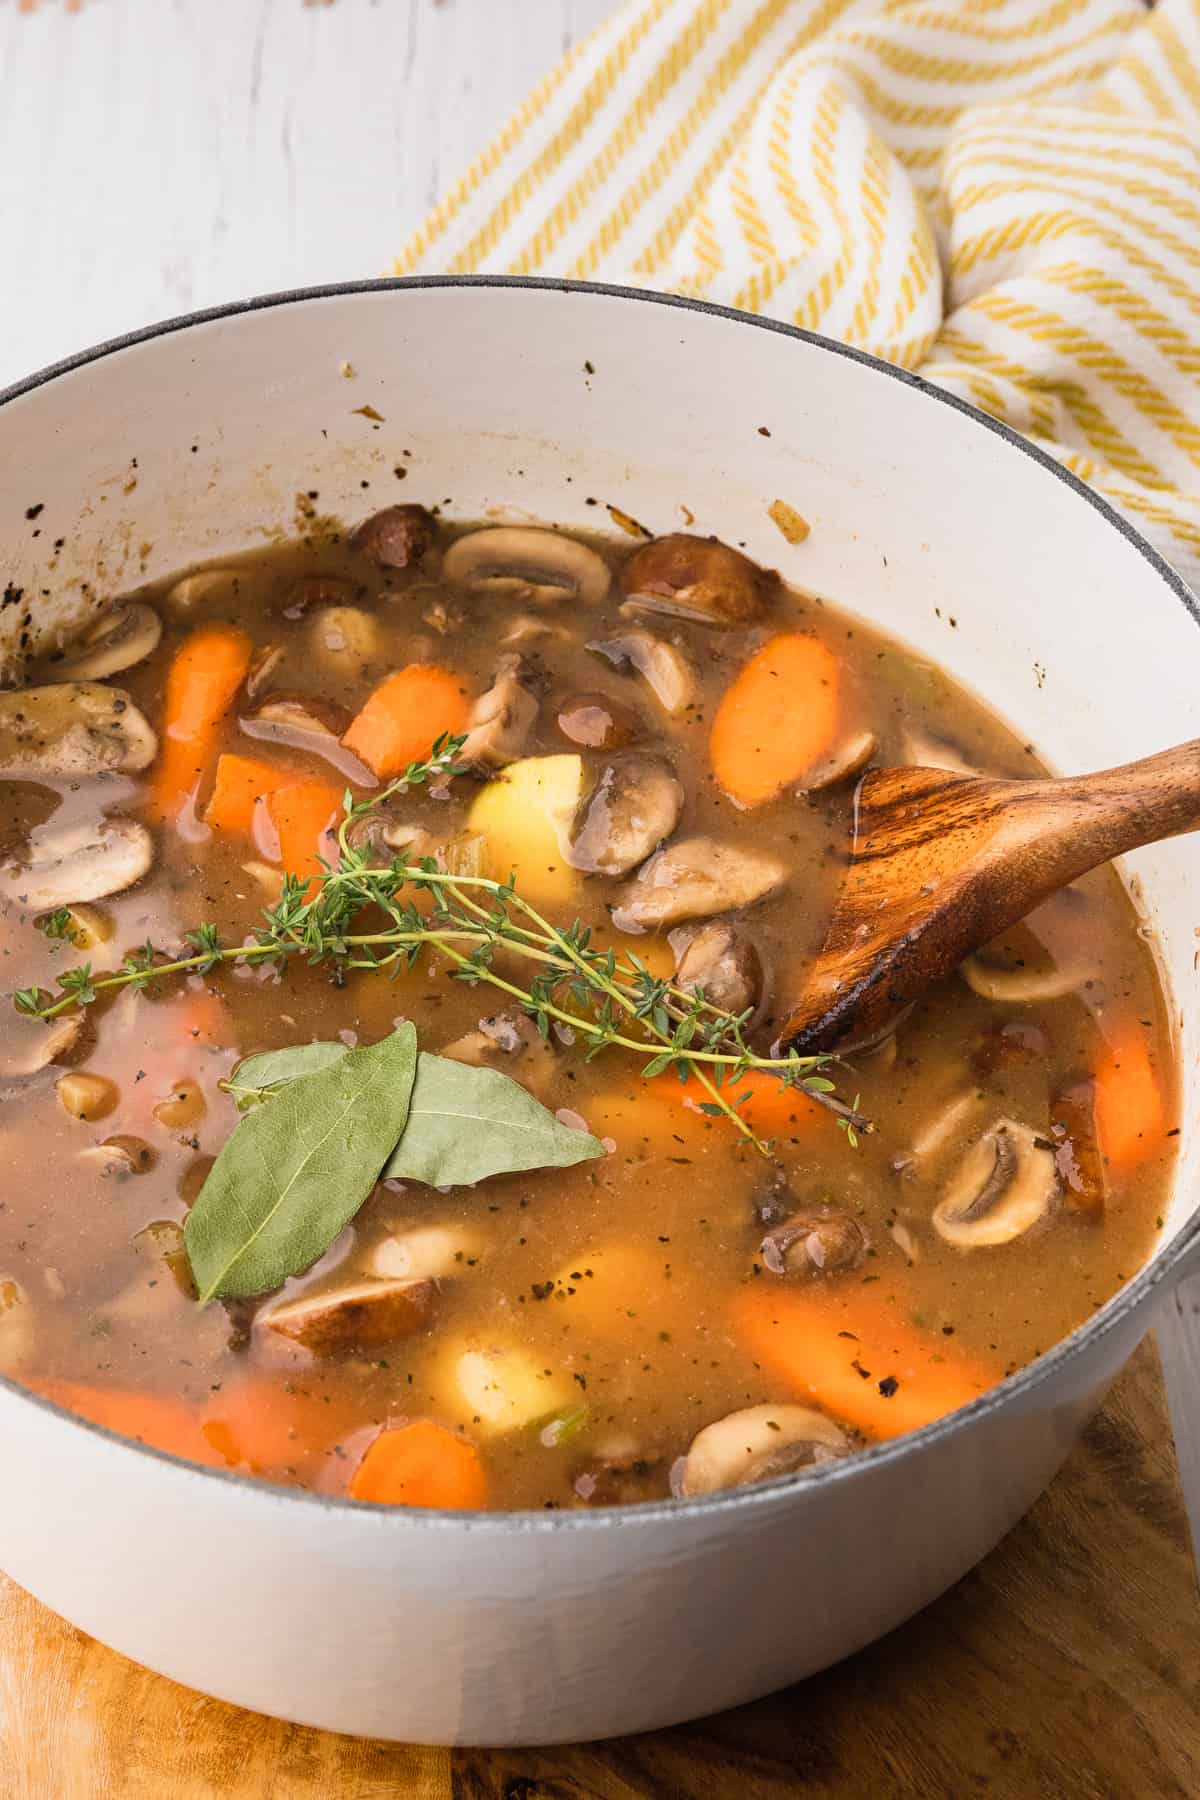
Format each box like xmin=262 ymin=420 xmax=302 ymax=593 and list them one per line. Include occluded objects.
xmin=611 ymin=837 xmax=786 ymax=933
xmin=901 ymin=1088 xmax=985 ymax=1173
xmin=587 ymin=630 xmax=694 ymax=716
xmin=898 ymin=727 xmax=978 ymax=775
xmin=0 ymin=818 xmax=153 ymax=912
xmin=443 ymin=527 xmax=610 ymax=606
xmin=800 ymin=730 xmax=877 ymax=794
xmin=34 ymin=603 xmax=163 ymax=683
xmin=670 ymin=920 xmax=764 ymax=1018
xmin=459 ymin=655 xmax=539 ymax=773
xmin=933 ymin=1119 xmax=1058 ymax=1248
xmin=363 ymin=1225 xmax=482 ymax=1282
xmin=0 ymin=684 xmax=156 ymax=779
xmin=567 ymin=754 xmax=684 ymax=877
xmin=260 ymin=1276 xmax=435 ymax=1355
xmin=441 ymin=1009 xmax=557 ymax=1096
xmin=675 ymin=1403 xmax=849 ymax=1497
xmin=79 ymin=1135 xmax=155 ymax=1178
xmin=960 ymin=952 xmax=1083 ymax=1004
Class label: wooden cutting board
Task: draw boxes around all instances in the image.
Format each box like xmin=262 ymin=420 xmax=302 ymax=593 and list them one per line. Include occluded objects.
xmin=0 ymin=1336 xmax=1196 ymax=1799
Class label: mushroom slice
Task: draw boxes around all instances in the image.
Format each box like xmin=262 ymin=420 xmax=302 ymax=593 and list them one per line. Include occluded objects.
xmin=670 ymin=920 xmax=764 ymax=1019
xmin=459 ymin=655 xmax=539 ymax=774
xmin=675 ymin=1403 xmax=849 ymax=1497
xmin=81 ymin=1135 xmax=155 ymax=1178
xmin=567 ymin=754 xmax=684 ymax=877
xmin=240 ymin=692 xmax=373 ymax=786
xmin=933 ymin=1119 xmax=1057 ymax=1248
xmin=443 ymin=527 xmax=610 ymax=606
xmin=351 ymin=504 xmax=437 ymax=571
xmin=761 ymin=1208 xmax=869 ymax=1276
xmin=261 ymin=1276 xmax=435 ymax=1356
xmin=620 ymin=533 xmax=778 ymax=628
xmin=1051 ymin=1076 xmax=1108 ymax=1220
xmin=0 ymin=818 xmax=152 ymax=912
xmin=0 ymin=1010 xmax=82 ymax=1082
xmin=0 ymin=684 xmax=156 ymax=779
xmin=902 ymin=1088 xmax=985 ymax=1173
xmin=611 ymin=837 xmax=786 ymax=933
xmin=501 ymin=613 xmax=576 ymax=648
xmin=587 ymin=630 xmax=694 ymax=717
xmin=961 ymin=951 xmax=1083 ymax=1004
xmin=0 ymin=817 xmax=152 ymax=914
xmin=279 ymin=574 xmax=357 ymax=618
xmin=801 ymin=730 xmax=877 ymax=794
xmin=35 ymin=603 xmax=163 ymax=683
xmin=897 ymin=727 xmax=979 ymax=776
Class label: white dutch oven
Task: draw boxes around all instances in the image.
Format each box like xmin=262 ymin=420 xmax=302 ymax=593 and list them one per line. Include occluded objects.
xmin=0 ymin=280 xmax=1196 ymax=1746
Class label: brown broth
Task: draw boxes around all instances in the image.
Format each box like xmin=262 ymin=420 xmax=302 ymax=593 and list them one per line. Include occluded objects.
xmin=0 ymin=516 xmax=1177 ymax=1511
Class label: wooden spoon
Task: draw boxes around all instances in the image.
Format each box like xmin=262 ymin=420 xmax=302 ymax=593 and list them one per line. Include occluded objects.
xmin=776 ymin=741 xmax=1200 ymax=1057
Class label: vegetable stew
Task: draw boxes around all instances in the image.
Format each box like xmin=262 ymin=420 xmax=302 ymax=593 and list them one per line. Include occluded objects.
xmin=0 ymin=509 xmax=1176 ymax=1510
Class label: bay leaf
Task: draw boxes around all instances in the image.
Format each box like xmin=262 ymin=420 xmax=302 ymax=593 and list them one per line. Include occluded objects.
xmin=225 ymin=1038 xmax=605 ymax=1186
xmin=224 ymin=1040 xmax=351 ymax=1110
xmin=185 ymin=1024 xmax=418 ymax=1303
xmin=384 ymin=1053 xmax=604 ymax=1186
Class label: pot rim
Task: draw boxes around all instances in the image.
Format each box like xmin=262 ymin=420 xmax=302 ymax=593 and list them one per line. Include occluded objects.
xmin=1 ymin=274 xmax=1194 ymax=1530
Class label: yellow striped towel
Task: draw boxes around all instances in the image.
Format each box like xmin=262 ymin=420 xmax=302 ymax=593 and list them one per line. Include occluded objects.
xmin=398 ymin=0 xmax=1200 ymax=586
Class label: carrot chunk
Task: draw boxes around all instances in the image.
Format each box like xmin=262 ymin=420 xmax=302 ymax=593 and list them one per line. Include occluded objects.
xmin=732 ymin=1283 xmax=1002 ymax=1441
xmin=32 ymin=1379 xmax=227 ymax=1468
xmin=1093 ymin=1028 xmax=1168 ymax=1171
xmin=349 ymin=1420 xmax=487 ymax=1509
xmin=267 ymin=778 xmax=344 ymax=879
xmin=150 ymin=624 xmax=254 ymax=822
xmin=203 ymin=752 xmax=297 ymax=835
xmin=653 ymin=1067 xmax=827 ymax=1137
xmin=342 ymin=666 xmax=470 ymax=779
xmin=710 ymin=633 xmax=840 ymax=807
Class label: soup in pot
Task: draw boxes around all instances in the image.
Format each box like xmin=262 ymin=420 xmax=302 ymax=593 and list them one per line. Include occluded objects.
xmin=0 ymin=508 xmax=1176 ymax=1510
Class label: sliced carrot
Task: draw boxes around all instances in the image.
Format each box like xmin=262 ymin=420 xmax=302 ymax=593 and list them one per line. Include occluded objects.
xmin=349 ymin=1420 xmax=487 ymax=1509
xmin=203 ymin=752 xmax=298 ymax=836
xmin=267 ymin=778 xmax=344 ymax=879
xmin=30 ymin=1378 xmax=226 ymax=1468
xmin=733 ymin=1282 xmax=1002 ymax=1442
xmin=150 ymin=624 xmax=254 ymax=823
xmin=653 ymin=1067 xmax=827 ymax=1138
xmin=1093 ymin=1027 xmax=1169 ymax=1171
xmin=710 ymin=633 xmax=840 ymax=807
xmin=342 ymin=665 xmax=470 ymax=780
xmin=201 ymin=1376 xmax=362 ymax=1479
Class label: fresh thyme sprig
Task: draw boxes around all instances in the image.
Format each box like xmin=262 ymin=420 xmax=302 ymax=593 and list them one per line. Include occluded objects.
xmin=12 ymin=733 xmax=868 ymax=1154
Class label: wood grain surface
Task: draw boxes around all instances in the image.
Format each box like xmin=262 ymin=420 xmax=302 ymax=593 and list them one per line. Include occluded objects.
xmin=0 ymin=1334 xmax=1194 ymax=1799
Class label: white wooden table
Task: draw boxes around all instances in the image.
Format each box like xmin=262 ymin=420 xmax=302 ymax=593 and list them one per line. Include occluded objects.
xmin=2 ymin=0 xmax=1197 ymax=1563
xmin=0 ymin=0 xmax=613 ymax=388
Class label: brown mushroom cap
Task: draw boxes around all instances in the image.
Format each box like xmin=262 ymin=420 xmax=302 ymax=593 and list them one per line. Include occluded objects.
xmin=1051 ymin=1076 xmax=1108 ymax=1220
xmin=621 ymin=533 xmax=778 ymax=627
xmin=351 ymin=504 xmax=438 ymax=571
xmin=670 ymin=919 xmax=764 ymax=1019
xmin=761 ymin=1208 xmax=869 ymax=1276
xmin=587 ymin=630 xmax=694 ymax=716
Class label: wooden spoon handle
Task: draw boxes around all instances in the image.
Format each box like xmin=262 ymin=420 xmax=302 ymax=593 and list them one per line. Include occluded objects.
xmin=1028 ymin=737 xmax=1200 ymax=861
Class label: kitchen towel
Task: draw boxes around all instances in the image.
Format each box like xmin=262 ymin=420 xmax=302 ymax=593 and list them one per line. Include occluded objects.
xmin=398 ymin=0 xmax=1200 ymax=588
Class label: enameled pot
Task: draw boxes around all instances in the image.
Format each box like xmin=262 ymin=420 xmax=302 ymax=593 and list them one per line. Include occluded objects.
xmin=0 ymin=280 xmax=1197 ymax=1746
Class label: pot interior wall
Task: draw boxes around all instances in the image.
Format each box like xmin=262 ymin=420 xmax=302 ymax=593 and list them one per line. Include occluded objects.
xmin=2 ymin=281 xmax=1196 ymax=1260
